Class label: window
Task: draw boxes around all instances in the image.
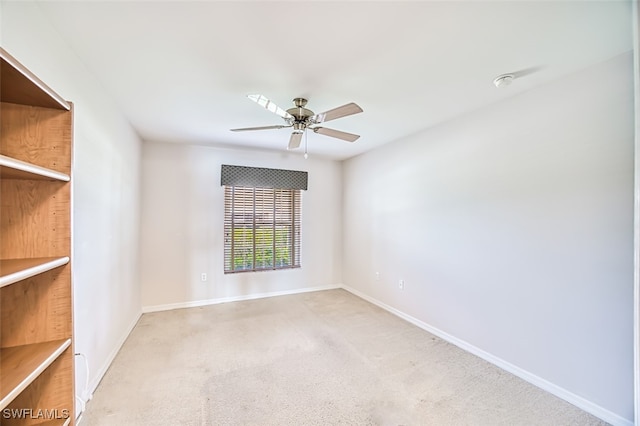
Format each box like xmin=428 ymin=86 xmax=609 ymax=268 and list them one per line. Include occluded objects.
xmin=224 ymin=186 xmax=301 ymax=273
xmin=220 ymin=164 xmax=307 ymax=273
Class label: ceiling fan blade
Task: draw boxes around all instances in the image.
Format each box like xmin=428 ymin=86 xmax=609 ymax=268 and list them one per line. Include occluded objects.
xmin=288 ymin=132 xmax=303 ymax=149
xmin=230 ymin=125 xmax=289 ymax=132
xmin=313 ymin=127 xmax=360 ymax=142
xmin=247 ymin=94 xmax=293 ymax=119
xmin=311 ymin=102 xmax=363 ymax=124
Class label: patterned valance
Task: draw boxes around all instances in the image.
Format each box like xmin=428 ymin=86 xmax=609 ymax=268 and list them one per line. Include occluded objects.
xmin=221 ymin=165 xmax=308 ymax=190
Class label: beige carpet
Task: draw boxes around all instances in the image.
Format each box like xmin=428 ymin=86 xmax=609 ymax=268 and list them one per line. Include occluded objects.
xmin=79 ymin=289 xmax=606 ymax=425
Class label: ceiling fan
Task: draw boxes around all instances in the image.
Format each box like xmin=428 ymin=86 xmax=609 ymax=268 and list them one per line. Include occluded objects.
xmin=231 ymin=94 xmax=363 ymax=150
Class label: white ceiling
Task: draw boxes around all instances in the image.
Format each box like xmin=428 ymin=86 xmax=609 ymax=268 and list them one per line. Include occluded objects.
xmin=36 ymin=1 xmax=632 ymax=160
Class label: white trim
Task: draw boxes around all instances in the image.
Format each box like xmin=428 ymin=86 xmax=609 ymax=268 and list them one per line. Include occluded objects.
xmin=77 ymin=310 xmax=142 ymax=419
xmin=633 ymin=1 xmax=640 ymax=424
xmin=340 ymin=284 xmax=634 ymax=426
xmin=142 ymin=284 xmax=340 ymax=313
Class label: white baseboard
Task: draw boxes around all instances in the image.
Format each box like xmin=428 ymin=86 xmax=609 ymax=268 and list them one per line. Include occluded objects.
xmin=76 ymin=310 xmax=142 ymax=422
xmin=142 ymin=284 xmax=341 ymax=313
xmin=339 ymin=284 xmax=633 ymax=426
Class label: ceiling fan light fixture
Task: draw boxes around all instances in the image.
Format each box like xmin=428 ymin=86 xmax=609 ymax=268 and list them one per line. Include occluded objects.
xmin=293 ymin=122 xmax=305 ymax=133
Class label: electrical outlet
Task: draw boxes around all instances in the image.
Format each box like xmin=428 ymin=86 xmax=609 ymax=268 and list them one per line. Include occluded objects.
xmin=399 ymin=279 xmax=404 ymax=290
xmin=375 ymin=272 xmax=380 ymax=281
xmin=201 ymin=273 xmax=207 ymax=282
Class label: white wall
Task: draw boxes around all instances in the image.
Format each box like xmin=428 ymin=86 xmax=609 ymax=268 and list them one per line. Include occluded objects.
xmin=140 ymin=142 xmax=342 ymax=310
xmin=1 ymin=1 xmax=142 ymax=413
xmin=633 ymin=1 xmax=640 ymax=423
xmin=343 ymin=52 xmax=635 ymax=424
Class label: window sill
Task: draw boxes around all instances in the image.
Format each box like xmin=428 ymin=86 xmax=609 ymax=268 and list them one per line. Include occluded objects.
xmin=224 ymin=265 xmax=301 ymax=275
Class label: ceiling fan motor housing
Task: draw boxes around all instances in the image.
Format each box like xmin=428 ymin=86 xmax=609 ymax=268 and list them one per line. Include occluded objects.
xmin=287 ymin=98 xmax=315 ymax=125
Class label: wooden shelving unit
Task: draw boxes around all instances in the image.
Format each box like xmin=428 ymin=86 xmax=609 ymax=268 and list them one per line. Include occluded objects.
xmin=0 ymin=47 xmax=74 ymax=425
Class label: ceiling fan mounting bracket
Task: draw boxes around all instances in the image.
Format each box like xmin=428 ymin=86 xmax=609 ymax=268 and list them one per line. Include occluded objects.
xmin=293 ymin=98 xmax=308 ymax=108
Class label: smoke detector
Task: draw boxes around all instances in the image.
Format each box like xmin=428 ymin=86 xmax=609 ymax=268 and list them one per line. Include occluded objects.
xmin=493 ymin=74 xmax=514 ymax=88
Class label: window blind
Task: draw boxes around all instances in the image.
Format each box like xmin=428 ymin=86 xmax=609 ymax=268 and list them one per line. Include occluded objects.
xmin=224 ymin=186 xmax=301 ymax=273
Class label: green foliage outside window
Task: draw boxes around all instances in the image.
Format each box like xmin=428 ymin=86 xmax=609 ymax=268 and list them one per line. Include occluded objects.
xmin=233 ymin=227 xmax=292 ymax=271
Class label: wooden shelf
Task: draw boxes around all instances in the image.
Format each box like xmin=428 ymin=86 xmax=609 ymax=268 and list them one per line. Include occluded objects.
xmin=0 ymin=257 xmax=70 ymax=289
xmin=0 ymin=339 xmax=71 ymax=410
xmin=34 ymin=419 xmax=71 ymax=426
xmin=0 ymin=155 xmax=70 ymax=181
xmin=0 ymin=48 xmax=69 ymax=110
